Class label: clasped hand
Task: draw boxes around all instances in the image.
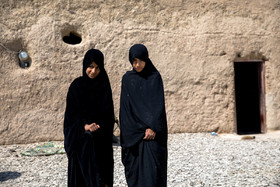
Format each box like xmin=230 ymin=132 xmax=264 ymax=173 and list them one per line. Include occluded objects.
xmin=84 ymin=123 xmax=100 ymax=132
xmin=143 ymin=128 xmax=156 ymax=140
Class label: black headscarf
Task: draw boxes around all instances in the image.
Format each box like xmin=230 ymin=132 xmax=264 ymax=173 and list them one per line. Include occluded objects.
xmin=83 ymin=49 xmax=105 ymax=77
xmin=120 ymin=44 xmax=168 ymax=148
xmin=128 ymin=44 xmax=157 ymax=77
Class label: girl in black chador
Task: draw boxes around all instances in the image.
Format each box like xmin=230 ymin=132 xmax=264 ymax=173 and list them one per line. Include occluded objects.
xmin=64 ymin=49 xmax=114 ymax=187
xmin=120 ymin=44 xmax=168 ymax=187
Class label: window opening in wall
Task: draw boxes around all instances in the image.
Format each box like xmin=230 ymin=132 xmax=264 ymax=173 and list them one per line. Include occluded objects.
xmin=234 ymin=61 xmax=266 ymax=134
xmin=62 ymin=31 xmax=82 ymax=45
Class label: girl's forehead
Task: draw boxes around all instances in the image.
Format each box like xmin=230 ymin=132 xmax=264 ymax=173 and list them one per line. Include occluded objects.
xmin=90 ymin=61 xmax=98 ymax=66
xmin=133 ymin=58 xmax=144 ymax=62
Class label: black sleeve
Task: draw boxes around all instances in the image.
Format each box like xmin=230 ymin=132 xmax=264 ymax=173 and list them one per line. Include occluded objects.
xmin=63 ymin=82 xmax=86 ymax=158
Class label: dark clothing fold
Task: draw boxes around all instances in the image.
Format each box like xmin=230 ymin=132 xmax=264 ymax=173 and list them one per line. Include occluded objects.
xmin=68 ymin=132 xmax=99 ymax=187
xmin=120 ymin=44 xmax=168 ymax=187
xmin=64 ymin=49 xmax=114 ymax=187
xmin=122 ymin=141 xmax=167 ymax=187
xmin=120 ymin=71 xmax=167 ymax=148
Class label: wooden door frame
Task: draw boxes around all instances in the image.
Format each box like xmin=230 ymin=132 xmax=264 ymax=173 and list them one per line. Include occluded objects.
xmin=234 ymin=60 xmax=266 ymax=133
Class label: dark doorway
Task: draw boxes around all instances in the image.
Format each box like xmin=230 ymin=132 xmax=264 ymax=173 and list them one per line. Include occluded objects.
xmin=234 ymin=61 xmax=266 ymax=134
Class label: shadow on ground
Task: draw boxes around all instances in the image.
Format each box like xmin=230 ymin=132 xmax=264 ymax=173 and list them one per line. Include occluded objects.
xmin=0 ymin=171 xmax=21 ymax=182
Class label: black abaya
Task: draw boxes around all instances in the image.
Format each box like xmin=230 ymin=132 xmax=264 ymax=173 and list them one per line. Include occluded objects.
xmin=120 ymin=44 xmax=168 ymax=187
xmin=64 ymin=49 xmax=115 ymax=187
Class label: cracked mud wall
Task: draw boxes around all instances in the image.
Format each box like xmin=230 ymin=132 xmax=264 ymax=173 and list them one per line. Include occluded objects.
xmin=0 ymin=0 xmax=279 ymax=144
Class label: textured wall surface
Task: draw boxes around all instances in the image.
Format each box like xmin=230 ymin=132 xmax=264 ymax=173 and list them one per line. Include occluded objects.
xmin=0 ymin=0 xmax=279 ymax=144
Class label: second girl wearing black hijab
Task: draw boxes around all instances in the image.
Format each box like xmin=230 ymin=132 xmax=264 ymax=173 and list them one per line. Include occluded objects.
xmin=120 ymin=44 xmax=168 ymax=187
xmin=64 ymin=49 xmax=115 ymax=187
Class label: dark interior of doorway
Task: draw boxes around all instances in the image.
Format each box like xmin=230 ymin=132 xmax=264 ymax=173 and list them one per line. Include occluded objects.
xmin=234 ymin=62 xmax=262 ymax=134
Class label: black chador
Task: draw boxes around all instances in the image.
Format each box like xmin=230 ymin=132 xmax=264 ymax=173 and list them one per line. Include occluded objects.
xmin=120 ymin=44 xmax=168 ymax=187
xmin=64 ymin=49 xmax=114 ymax=187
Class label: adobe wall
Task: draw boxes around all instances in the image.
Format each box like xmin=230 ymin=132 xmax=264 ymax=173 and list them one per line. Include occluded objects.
xmin=0 ymin=0 xmax=279 ymax=144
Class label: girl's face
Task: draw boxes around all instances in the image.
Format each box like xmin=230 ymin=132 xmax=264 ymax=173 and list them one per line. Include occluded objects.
xmin=86 ymin=61 xmax=100 ymax=79
xmin=132 ymin=58 xmax=146 ymax=72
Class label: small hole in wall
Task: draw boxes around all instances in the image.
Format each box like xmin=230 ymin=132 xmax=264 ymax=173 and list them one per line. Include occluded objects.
xmin=62 ymin=31 xmax=82 ymax=45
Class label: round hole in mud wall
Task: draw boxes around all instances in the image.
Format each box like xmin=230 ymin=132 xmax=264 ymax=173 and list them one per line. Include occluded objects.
xmin=62 ymin=31 xmax=82 ymax=45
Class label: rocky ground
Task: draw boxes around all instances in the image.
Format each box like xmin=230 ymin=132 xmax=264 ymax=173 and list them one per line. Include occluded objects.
xmin=1 ymin=132 xmax=280 ymax=187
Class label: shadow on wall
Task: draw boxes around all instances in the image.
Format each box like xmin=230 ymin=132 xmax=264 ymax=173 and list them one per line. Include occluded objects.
xmin=0 ymin=171 xmax=22 ymax=182
xmin=0 ymin=39 xmax=32 ymax=69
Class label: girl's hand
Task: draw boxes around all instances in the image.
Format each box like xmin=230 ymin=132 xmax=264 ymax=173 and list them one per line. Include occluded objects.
xmin=84 ymin=123 xmax=100 ymax=132
xmin=143 ymin=128 xmax=156 ymax=140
